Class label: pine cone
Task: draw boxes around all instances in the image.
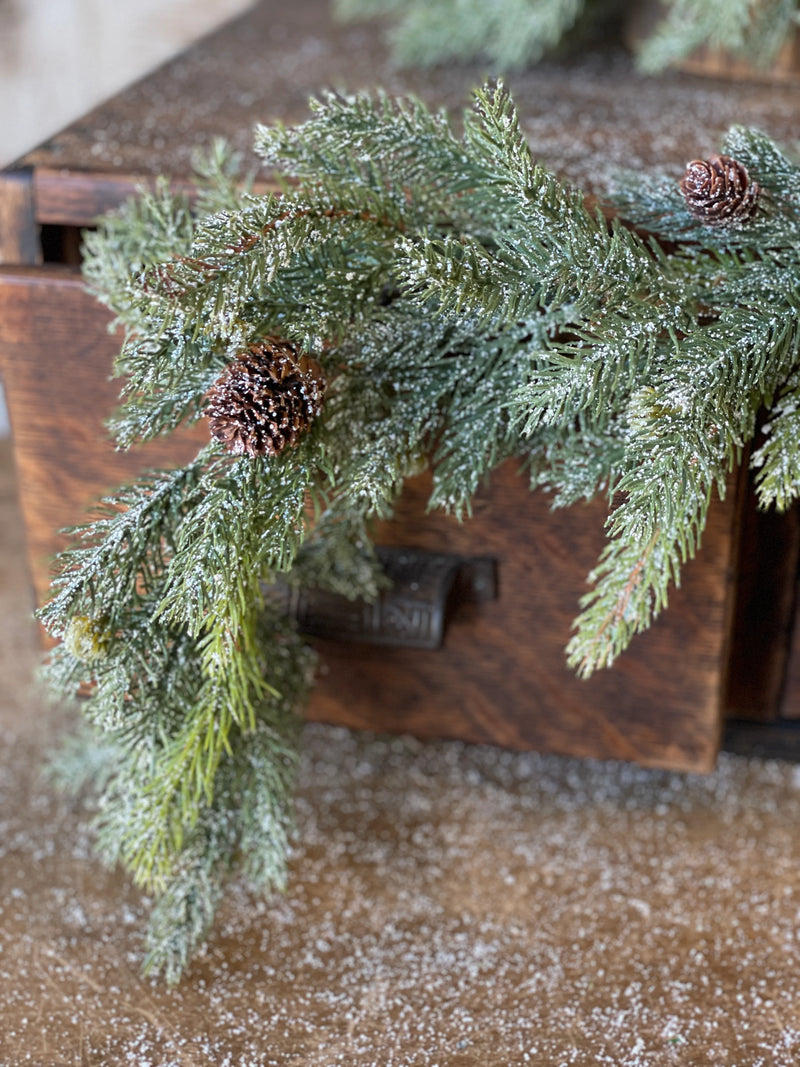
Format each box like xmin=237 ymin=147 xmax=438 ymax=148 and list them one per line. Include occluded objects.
xmin=680 ymin=154 xmax=759 ymax=227
xmin=206 ymin=338 xmax=325 ymax=458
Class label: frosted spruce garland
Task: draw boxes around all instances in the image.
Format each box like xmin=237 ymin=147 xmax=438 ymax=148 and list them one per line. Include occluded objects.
xmin=334 ymin=0 xmax=800 ymax=74
xmin=39 ymin=83 xmax=800 ymax=980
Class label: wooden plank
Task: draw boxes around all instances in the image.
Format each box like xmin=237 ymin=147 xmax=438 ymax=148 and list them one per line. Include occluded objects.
xmin=0 ymin=267 xmax=205 ymax=601
xmin=0 ymin=267 xmax=737 ymax=772
xmin=33 ymin=169 xmax=199 ymax=228
xmin=31 ymin=168 xmax=278 ymax=229
xmin=673 ymin=42 xmax=800 ymax=85
xmin=0 ymin=170 xmax=39 ymax=265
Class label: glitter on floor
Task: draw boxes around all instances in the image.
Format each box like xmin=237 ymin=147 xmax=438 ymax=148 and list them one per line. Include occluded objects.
xmin=2 ymin=438 xmax=800 ymax=1066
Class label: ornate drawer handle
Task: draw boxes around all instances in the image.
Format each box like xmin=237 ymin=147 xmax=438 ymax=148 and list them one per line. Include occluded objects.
xmin=270 ymin=547 xmax=497 ymax=650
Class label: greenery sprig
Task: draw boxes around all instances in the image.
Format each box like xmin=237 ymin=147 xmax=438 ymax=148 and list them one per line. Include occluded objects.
xmin=40 ymin=82 xmax=800 ymax=980
xmin=334 ymin=0 xmax=800 ymax=74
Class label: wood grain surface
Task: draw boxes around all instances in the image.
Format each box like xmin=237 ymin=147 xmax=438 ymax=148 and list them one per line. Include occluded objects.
xmin=0 ymin=169 xmax=39 ymax=265
xmin=32 ymin=169 xmax=200 ymax=229
xmin=0 ymin=267 xmax=738 ymax=771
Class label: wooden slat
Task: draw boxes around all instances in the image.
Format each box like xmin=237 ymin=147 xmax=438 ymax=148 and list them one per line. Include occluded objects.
xmin=0 ymin=170 xmax=39 ymax=265
xmin=33 ymin=169 xmax=198 ymax=228
xmin=32 ymin=168 xmax=278 ymax=229
xmin=0 ymin=266 xmax=738 ymax=772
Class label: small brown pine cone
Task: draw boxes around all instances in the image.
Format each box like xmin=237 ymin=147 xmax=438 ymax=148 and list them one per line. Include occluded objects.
xmin=205 ymin=338 xmax=325 ymax=458
xmin=680 ymin=154 xmax=760 ymax=227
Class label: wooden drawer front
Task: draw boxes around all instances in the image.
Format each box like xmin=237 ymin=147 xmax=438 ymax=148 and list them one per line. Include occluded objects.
xmin=307 ymin=465 xmax=735 ymax=772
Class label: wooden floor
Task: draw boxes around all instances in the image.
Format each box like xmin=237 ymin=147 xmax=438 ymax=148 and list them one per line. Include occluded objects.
xmin=3 ymin=438 xmax=800 ymax=1065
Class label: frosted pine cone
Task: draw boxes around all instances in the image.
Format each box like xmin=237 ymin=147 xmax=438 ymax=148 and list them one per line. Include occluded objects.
xmin=680 ymin=154 xmax=759 ymax=227
xmin=206 ymin=338 xmax=325 ymax=458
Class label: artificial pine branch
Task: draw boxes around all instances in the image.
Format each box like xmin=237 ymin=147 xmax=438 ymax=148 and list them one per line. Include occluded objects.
xmin=39 ymin=82 xmax=800 ymax=980
xmin=334 ymin=0 xmax=604 ymax=69
xmin=335 ymin=0 xmax=799 ymax=73
xmin=636 ymin=0 xmax=798 ymax=74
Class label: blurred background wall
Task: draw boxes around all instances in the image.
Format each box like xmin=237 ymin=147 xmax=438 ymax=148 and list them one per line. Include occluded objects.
xmin=0 ymin=0 xmax=254 ymax=434
xmin=0 ymin=0 xmax=253 ymax=168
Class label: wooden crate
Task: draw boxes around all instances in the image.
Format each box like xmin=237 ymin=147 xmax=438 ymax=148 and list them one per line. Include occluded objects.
xmin=3 ymin=0 xmax=800 ymax=772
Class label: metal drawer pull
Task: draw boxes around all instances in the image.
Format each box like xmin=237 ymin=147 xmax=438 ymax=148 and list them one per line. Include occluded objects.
xmin=271 ymin=547 xmax=497 ymax=649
